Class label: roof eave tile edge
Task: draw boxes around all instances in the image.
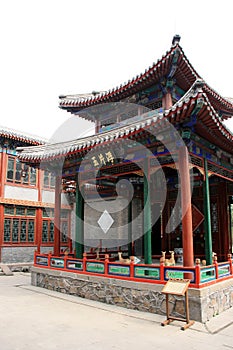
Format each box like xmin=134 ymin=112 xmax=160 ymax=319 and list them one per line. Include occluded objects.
xmin=59 ymin=43 xmax=181 ymax=109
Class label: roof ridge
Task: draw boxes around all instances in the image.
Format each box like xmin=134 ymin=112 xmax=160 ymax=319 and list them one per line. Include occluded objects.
xmin=0 ymin=125 xmax=47 ymax=144
xmin=59 ymin=40 xmax=180 ymax=107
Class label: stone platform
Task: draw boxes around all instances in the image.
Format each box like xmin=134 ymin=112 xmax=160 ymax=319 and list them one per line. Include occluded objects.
xmin=31 ymin=266 xmax=233 ymax=323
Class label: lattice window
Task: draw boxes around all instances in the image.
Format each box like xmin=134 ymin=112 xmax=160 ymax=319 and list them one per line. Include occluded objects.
xmin=49 ymin=222 xmax=54 ymax=242
xmin=4 ymin=219 xmax=11 ymax=242
xmin=27 ymin=208 xmax=36 ymax=216
xmin=4 ymin=206 xmax=14 ymax=215
xmin=42 ymin=221 xmax=49 ymax=242
xmin=12 ymin=219 xmax=19 ymax=242
xmin=42 ymin=208 xmax=69 ymax=244
xmin=43 ymin=170 xmax=55 ymax=189
xmin=42 ymin=208 xmax=54 ymax=218
xmin=20 ymin=220 xmax=27 ymax=242
xmin=42 ymin=219 xmax=54 ymax=243
xmin=16 ymin=207 xmax=25 ymax=216
xmin=4 ymin=205 xmax=35 ymax=243
xmin=28 ymin=220 xmax=34 ymax=242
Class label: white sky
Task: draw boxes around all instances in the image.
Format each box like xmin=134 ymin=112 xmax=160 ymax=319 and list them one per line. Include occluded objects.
xmin=1 ymin=0 xmax=233 ymax=141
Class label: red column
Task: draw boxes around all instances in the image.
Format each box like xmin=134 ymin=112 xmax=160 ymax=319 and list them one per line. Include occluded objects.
xmin=54 ymin=175 xmax=61 ymax=256
xmin=0 ymin=150 xmax=6 ymax=197
xmin=36 ymin=208 xmax=42 ymax=253
xmin=179 ymin=146 xmax=194 ymax=267
xmin=0 ymin=204 xmax=3 ymax=262
xmin=36 ymin=169 xmax=43 ymax=253
xmin=0 ymin=150 xmax=7 ymax=262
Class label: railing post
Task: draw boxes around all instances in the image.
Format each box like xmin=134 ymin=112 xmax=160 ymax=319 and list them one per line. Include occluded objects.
xmin=195 ymin=258 xmax=201 ymax=285
xmin=48 ymin=252 xmax=51 ymax=267
xmin=130 ymin=256 xmax=135 ymax=278
xmin=228 ymin=254 xmax=233 ymax=275
xmin=104 ymin=254 xmax=109 ymax=276
xmin=213 ymin=255 xmax=218 ymax=280
xmin=83 ymin=252 xmax=87 ymax=272
xmin=160 ymin=261 xmax=165 ymax=282
xmin=34 ymin=250 xmax=37 ymax=265
xmin=63 ymin=254 xmax=68 ymax=270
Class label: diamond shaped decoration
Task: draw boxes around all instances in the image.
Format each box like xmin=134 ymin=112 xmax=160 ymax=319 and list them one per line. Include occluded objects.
xmin=98 ymin=210 xmax=114 ymax=234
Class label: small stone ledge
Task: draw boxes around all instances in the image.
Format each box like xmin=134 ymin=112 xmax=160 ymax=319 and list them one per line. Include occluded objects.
xmin=7 ymin=262 xmax=33 ymax=272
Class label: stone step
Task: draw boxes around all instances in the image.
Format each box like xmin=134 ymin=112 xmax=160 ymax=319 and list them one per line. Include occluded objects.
xmin=0 ymin=264 xmax=13 ymax=276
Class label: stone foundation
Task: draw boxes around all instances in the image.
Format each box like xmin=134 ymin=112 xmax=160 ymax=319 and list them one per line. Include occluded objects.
xmin=31 ymin=267 xmax=233 ymax=323
xmin=1 ymin=247 xmax=36 ymax=264
xmin=1 ymin=246 xmax=63 ymax=264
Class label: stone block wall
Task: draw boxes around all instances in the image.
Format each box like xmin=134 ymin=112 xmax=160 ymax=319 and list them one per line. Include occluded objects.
xmin=31 ymin=267 xmax=233 ymax=322
xmin=1 ymin=247 xmax=36 ymax=263
xmin=1 ymin=246 xmax=68 ymax=264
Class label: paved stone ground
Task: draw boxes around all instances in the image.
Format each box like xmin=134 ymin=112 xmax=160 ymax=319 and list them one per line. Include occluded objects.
xmin=0 ymin=273 xmax=233 ymax=350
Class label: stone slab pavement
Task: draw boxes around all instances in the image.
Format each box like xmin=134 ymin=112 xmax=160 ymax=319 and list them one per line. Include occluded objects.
xmin=0 ymin=273 xmax=233 ymax=350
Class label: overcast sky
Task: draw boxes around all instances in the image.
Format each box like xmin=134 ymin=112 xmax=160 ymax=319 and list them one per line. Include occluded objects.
xmin=1 ymin=0 xmax=233 ymax=141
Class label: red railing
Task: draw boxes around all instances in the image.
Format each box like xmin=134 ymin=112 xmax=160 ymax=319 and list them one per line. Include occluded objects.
xmin=34 ymin=251 xmax=233 ymax=289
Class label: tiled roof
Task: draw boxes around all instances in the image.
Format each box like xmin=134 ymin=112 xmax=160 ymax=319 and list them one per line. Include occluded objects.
xmin=0 ymin=125 xmax=46 ymax=145
xmin=59 ymin=41 xmax=196 ymax=109
xmin=59 ymin=38 xmax=233 ymax=121
xmin=17 ymin=81 xmax=233 ymax=162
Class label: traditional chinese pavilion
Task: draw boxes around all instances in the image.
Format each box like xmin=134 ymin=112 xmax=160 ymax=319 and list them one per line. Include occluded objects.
xmin=17 ymin=36 xmax=233 ymax=322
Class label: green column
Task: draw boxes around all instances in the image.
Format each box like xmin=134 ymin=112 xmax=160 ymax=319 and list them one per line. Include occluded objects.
xmin=128 ymin=199 xmax=133 ymax=257
xmin=144 ymin=159 xmax=152 ymax=264
xmin=203 ymin=157 xmax=213 ymax=265
xmin=75 ymin=178 xmax=84 ymax=259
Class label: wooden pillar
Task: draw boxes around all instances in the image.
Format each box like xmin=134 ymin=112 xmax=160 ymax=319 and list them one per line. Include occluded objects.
xmin=0 ymin=149 xmax=7 ymax=262
xmin=0 ymin=149 xmax=6 ymax=197
xmin=144 ymin=159 xmax=152 ymax=264
xmin=0 ymin=204 xmax=3 ymax=262
xmin=179 ymin=146 xmax=194 ymax=267
xmin=36 ymin=169 xmax=43 ymax=253
xmin=128 ymin=199 xmax=133 ymax=257
xmin=203 ymin=158 xmax=213 ymax=265
xmin=54 ymin=175 xmax=62 ymax=256
xmin=75 ymin=178 xmax=84 ymax=259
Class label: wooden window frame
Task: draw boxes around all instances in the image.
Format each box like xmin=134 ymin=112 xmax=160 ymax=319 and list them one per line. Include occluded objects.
xmin=41 ymin=208 xmax=69 ymax=245
xmin=6 ymin=155 xmax=37 ymax=187
xmin=3 ymin=205 xmax=36 ymax=244
xmin=42 ymin=170 xmax=55 ymax=190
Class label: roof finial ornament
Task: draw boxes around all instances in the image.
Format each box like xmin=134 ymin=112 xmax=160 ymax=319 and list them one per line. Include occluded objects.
xmin=194 ymin=79 xmax=204 ymax=92
xmin=172 ymin=34 xmax=181 ymax=46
